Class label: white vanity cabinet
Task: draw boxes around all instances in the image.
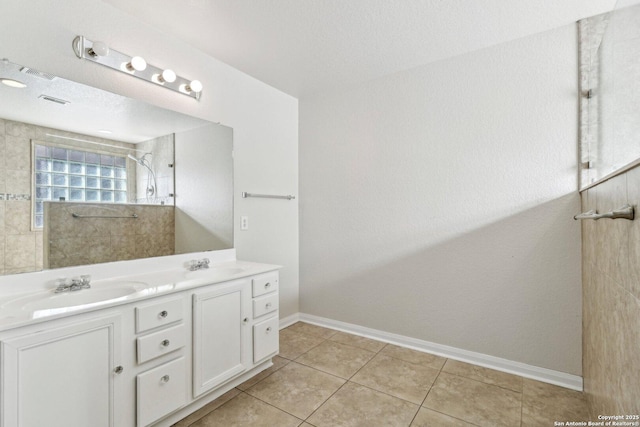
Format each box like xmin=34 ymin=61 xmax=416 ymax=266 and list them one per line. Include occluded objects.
xmin=192 ymin=279 xmax=252 ymax=397
xmin=0 ymin=266 xmax=280 ymax=427
xmin=0 ymin=313 xmax=123 ymax=427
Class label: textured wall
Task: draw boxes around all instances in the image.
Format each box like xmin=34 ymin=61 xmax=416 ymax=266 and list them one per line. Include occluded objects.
xmin=581 ymin=169 xmax=640 ymax=414
xmin=44 ymin=202 xmax=174 ymax=269
xmin=299 ymin=25 xmax=582 ymax=374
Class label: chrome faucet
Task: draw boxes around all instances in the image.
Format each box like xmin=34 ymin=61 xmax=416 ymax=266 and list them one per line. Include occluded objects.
xmin=54 ymin=275 xmax=92 ymax=293
xmin=188 ymin=258 xmax=210 ymax=271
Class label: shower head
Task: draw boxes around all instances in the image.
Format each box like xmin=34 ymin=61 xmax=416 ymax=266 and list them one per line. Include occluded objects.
xmin=128 ymin=153 xmax=144 ymax=165
xmin=128 ymin=152 xmax=157 ymax=199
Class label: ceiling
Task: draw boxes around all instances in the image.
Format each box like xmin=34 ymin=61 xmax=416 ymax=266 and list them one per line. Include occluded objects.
xmin=0 ymin=60 xmax=210 ymax=143
xmin=103 ymin=0 xmax=617 ymax=98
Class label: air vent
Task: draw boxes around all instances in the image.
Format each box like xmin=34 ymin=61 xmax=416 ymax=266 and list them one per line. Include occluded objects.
xmin=19 ymin=66 xmax=56 ymax=80
xmin=38 ymin=95 xmax=70 ymax=105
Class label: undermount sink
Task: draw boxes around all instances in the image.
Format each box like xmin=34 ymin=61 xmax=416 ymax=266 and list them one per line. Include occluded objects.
xmin=0 ymin=281 xmax=147 ymax=312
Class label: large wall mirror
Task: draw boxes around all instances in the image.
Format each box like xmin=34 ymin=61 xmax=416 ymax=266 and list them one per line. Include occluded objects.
xmin=0 ymin=60 xmax=233 ymax=275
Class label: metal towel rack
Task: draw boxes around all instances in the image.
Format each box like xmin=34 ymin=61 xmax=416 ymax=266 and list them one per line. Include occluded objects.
xmin=241 ymin=192 xmax=295 ymax=200
xmin=573 ymin=204 xmax=634 ymax=221
xmin=72 ymin=212 xmax=139 ymax=219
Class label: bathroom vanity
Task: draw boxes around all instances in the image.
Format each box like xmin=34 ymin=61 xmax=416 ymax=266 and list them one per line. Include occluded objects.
xmin=0 ymin=251 xmax=280 ymax=427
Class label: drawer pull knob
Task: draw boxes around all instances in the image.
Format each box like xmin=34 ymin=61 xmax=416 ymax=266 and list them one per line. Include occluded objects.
xmin=264 ymin=282 xmax=271 ymax=289
xmin=243 ymin=317 xmax=249 ymax=324
xmin=159 ymin=310 xmax=168 ymax=318
xmin=266 ymin=327 xmax=272 ymax=333
xmin=161 ymin=375 xmax=170 ymax=383
xmin=266 ymin=302 xmax=272 ymax=309
xmin=161 ymin=339 xmax=171 ymax=347
xmin=114 ymin=366 xmax=124 ymax=375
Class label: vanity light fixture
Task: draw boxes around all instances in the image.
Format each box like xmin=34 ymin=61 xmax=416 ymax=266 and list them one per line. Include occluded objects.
xmin=72 ymin=35 xmax=202 ymax=100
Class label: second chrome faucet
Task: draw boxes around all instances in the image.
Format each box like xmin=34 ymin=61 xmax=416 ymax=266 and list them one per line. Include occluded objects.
xmin=54 ymin=275 xmax=92 ymax=293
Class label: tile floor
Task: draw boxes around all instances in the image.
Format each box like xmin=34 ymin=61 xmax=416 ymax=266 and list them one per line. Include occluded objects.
xmin=173 ymin=322 xmax=590 ymax=427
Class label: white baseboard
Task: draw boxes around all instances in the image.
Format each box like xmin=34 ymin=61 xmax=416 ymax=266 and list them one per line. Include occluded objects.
xmin=279 ymin=312 xmax=300 ymax=329
xmin=291 ymin=313 xmax=583 ymax=391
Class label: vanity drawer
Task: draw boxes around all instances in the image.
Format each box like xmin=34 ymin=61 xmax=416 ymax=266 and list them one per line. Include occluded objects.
xmin=136 ymin=296 xmax=183 ymax=333
xmin=137 ymin=323 xmax=186 ymax=364
xmin=137 ymin=357 xmax=187 ymax=427
xmin=251 ymin=272 xmax=279 ymax=297
xmin=253 ymin=293 xmax=279 ymax=319
xmin=253 ymin=316 xmax=279 ymax=363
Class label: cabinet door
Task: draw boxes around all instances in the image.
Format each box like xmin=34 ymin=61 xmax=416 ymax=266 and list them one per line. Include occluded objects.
xmin=192 ymin=279 xmax=251 ymax=397
xmin=1 ymin=314 xmax=122 ymax=427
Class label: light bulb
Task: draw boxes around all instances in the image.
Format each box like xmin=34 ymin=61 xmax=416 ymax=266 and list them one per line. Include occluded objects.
xmin=158 ymin=69 xmax=176 ymax=83
xmin=0 ymin=78 xmax=26 ymax=88
xmin=186 ymin=79 xmax=202 ymax=93
xmin=126 ymin=56 xmax=147 ymax=72
xmin=89 ymin=41 xmax=109 ymax=57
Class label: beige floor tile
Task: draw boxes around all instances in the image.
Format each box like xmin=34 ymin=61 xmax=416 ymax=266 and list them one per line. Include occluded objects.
xmin=279 ymin=328 xmax=326 ymax=359
xmin=190 ymin=393 xmax=301 ymax=427
xmin=329 ymin=331 xmax=387 ymax=353
xmin=246 ymin=362 xmax=345 ymax=419
xmin=296 ymin=340 xmax=376 ymax=379
xmin=236 ymin=356 xmax=290 ymax=391
xmin=171 ymin=388 xmax=240 ymax=427
xmin=307 ymin=382 xmax=419 ymax=427
xmin=380 ymin=344 xmax=447 ymax=370
xmin=423 ymin=372 xmax=521 ymax=427
xmin=410 ymin=407 xmax=477 ymax=426
xmin=521 ymin=379 xmax=589 ymax=426
xmin=442 ymin=360 xmax=523 ymax=392
xmin=351 ymin=354 xmax=439 ymax=404
xmin=286 ymin=322 xmax=338 ymax=339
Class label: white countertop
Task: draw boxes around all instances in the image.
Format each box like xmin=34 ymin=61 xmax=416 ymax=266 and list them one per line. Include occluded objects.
xmin=0 ymin=250 xmax=280 ymax=332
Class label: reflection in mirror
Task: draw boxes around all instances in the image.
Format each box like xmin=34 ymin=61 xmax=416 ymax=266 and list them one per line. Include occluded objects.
xmin=0 ymin=60 xmax=233 ymax=275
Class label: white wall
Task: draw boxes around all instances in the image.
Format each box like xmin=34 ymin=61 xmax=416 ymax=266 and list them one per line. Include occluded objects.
xmin=0 ymin=0 xmax=299 ymax=317
xmin=299 ymin=25 xmax=582 ymax=374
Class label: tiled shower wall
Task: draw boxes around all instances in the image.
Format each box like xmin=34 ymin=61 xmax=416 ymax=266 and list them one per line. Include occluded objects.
xmin=0 ymin=118 xmax=135 ymax=274
xmin=44 ymin=202 xmax=174 ymax=269
xmin=0 ymin=119 xmax=40 ymax=275
xmin=581 ymin=169 xmax=640 ymax=414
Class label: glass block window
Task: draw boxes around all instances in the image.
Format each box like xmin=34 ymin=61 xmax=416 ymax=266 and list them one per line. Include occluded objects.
xmin=34 ymin=144 xmax=128 ymax=228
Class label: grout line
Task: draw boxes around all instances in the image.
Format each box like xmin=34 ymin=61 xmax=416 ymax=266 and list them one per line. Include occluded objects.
xmin=237 ymin=390 xmax=305 ymax=423
xmin=302 ymin=379 xmax=350 ymax=422
xmin=181 ymin=389 xmax=244 ymax=426
xmin=235 ymin=357 xmax=291 ymax=392
xmin=345 ymin=344 xmax=384 ymax=380
xmin=421 ymin=364 xmax=443 ymax=407
xmin=418 ymin=366 xmax=485 ymax=427
xmin=342 ymin=379 xmax=424 ymax=407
